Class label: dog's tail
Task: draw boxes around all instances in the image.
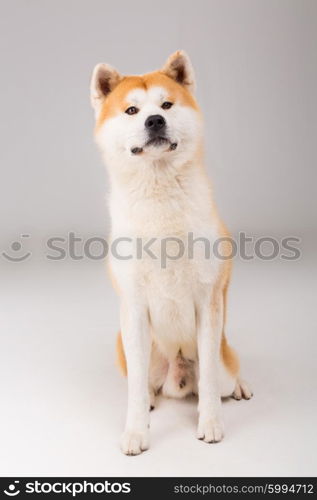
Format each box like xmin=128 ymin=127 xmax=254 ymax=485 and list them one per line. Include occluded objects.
xmin=116 ymin=331 xmax=127 ymax=376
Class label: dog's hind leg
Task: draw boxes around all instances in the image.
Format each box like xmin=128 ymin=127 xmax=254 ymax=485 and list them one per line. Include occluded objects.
xmin=220 ymin=284 xmax=253 ymax=400
xmin=232 ymin=378 xmax=253 ymax=400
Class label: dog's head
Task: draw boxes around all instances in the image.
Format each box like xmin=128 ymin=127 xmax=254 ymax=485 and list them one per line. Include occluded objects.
xmin=90 ymin=51 xmax=202 ymax=171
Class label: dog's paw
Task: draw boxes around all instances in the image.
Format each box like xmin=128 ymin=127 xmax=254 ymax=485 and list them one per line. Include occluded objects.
xmin=197 ymin=417 xmax=224 ymax=443
xmin=232 ymin=379 xmax=253 ymax=400
xmin=120 ymin=429 xmax=150 ymax=456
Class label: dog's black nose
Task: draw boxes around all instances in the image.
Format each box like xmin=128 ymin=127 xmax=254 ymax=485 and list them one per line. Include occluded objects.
xmin=145 ymin=114 xmax=166 ymax=133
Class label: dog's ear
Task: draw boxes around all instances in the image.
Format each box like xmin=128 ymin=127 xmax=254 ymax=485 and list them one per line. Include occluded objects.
xmin=161 ymin=50 xmax=195 ymax=93
xmin=90 ymin=63 xmax=122 ymax=115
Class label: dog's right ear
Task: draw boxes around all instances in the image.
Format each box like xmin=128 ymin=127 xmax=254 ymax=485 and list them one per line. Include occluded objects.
xmin=90 ymin=63 xmax=122 ymax=115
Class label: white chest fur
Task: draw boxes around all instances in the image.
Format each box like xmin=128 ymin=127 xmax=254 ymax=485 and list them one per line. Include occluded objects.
xmin=108 ymin=160 xmax=221 ymax=359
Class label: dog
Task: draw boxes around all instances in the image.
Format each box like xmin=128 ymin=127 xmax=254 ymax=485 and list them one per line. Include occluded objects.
xmin=90 ymin=51 xmax=252 ymax=455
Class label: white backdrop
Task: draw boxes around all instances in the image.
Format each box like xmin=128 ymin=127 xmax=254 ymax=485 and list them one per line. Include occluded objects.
xmin=0 ymin=0 xmax=316 ymax=477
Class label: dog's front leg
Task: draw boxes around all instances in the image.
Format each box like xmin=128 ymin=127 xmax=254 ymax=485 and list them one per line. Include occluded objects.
xmin=120 ymin=301 xmax=151 ymax=455
xmin=196 ymin=292 xmax=224 ymax=443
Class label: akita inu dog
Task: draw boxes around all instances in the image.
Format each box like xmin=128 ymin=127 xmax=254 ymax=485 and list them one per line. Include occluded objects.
xmin=90 ymin=51 xmax=252 ymax=455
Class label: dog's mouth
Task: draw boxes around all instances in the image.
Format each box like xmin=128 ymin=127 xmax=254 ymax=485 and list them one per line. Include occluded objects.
xmin=146 ymin=136 xmax=170 ymax=147
xmin=131 ymin=137 xmax=178 ymax=155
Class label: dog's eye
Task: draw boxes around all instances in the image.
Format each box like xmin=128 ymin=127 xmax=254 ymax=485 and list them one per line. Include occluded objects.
xmin=161 ymin=101 xmax=173 ymax=110
xmin=125 ymin=106 xmax=139 ymax=115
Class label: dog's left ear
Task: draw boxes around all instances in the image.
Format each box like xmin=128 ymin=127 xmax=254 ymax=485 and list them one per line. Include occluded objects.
xmin=161 ymin=50 xmax=195 ymax=93
xmin=90 ymin=63 xmax=122 ymax=116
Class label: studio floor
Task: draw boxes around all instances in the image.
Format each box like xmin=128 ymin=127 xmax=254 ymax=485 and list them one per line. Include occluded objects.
xmin=1 ymin=245 xmax=316 ymax=477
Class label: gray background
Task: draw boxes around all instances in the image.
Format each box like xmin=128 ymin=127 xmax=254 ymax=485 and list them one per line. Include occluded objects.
xmin=0 ymin=0 xmax=316 ymax=476
xmin=1 ymin=0 xmax=316 ymax=241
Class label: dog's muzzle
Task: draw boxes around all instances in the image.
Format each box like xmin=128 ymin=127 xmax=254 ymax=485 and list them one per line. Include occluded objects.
xmin=130 ymin=114 xmax=178 ymax=155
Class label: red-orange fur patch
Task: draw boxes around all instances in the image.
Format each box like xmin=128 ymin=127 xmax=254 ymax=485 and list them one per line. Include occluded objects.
xmin=96 ymin=71 xmax=199 ymax=131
